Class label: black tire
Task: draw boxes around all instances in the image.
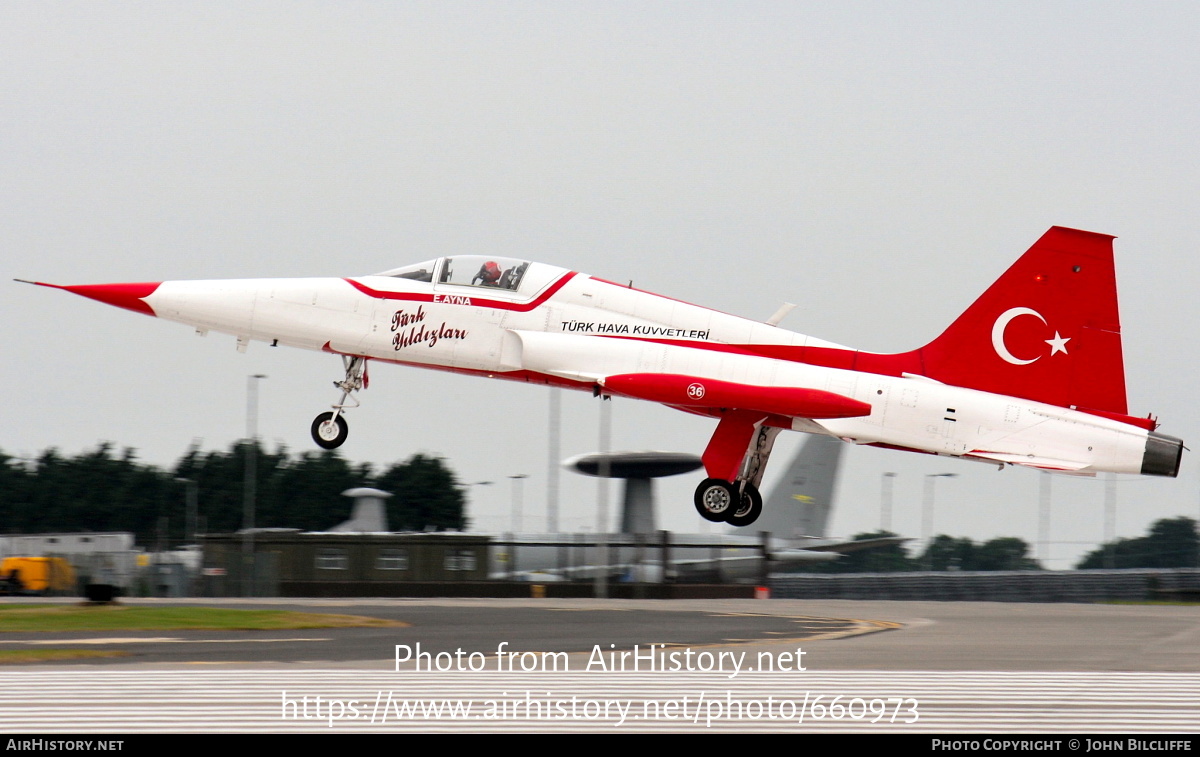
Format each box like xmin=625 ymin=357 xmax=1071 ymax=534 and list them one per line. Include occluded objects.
xmin=694 ymin=478 xmax=737 ymax=522
xmin=726 ymin=484 xmax=763 ymax=527
xmin=311 ymin=412 xmax=349 ymax=449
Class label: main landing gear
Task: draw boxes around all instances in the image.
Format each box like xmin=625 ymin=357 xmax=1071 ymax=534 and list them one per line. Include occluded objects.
xmin=311 ymin=355 xmax=367 ymax=449
xmin=694 ymin=479 xmax=763 ymax=527
xmin=694 ymin=415 xmax=780 ymax=527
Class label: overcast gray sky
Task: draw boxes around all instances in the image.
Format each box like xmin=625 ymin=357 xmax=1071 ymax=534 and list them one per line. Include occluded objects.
xmin=4 ymin=2 xmax=1199 ymax=567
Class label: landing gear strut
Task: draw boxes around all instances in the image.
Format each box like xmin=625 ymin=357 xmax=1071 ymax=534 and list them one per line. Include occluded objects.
xmin=310 ymin=355 xmax=367 ymax=449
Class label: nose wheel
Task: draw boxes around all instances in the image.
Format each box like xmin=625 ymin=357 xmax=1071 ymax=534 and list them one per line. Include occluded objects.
xmin=311 ymin=412 xmax=349 ymax=449
xmin=310 ymin=355 xmax=367 ymax=449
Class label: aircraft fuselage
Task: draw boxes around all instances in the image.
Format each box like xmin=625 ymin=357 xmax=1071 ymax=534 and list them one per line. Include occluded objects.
xmin=141 ymin=263 xmax=1160 ymax=478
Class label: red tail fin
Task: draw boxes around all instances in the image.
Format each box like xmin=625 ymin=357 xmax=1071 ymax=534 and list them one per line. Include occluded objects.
xmin=914 ymin=226 xmax=1128 ymax=414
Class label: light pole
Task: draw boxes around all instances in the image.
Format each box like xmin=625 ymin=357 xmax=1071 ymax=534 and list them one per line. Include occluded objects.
xmin=1104 ymin=472 xmax=1117 ymax=569
xmin=595 ymin=393 xmax=612 ymax=599
xmin=1038 ymin=471 xmax=1052 ymax=565
xmin=509 ymin=474 xmax=528 ymax=533
xmin=175 ymin=477 xmax=198 ymax=545
xmin=922 ymin=472 xmax=957 ymax=570
xmin=546 ymin=388 xmax=561 ymax=533
xmin=881 ymin=472 xmax=897 ymax=532
xmin=596 ymin=397 xmax=612 ymax=533
xmin=242 ymin=373 xmax=266 ymax=597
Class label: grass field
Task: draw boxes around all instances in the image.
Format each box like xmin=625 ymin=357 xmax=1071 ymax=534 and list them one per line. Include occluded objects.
xmin=0 ymin=604 xmax=407 ymax=632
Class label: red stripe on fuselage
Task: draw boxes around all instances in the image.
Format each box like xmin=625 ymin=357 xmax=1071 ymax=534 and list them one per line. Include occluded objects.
xmin=595 ymin=334 xmax=922 ymax=378
xmin=342 ymin=272 xmax=579 ymax=312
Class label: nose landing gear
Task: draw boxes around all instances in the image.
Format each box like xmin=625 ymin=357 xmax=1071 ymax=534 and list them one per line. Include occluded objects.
xmin=310 ymin=355 xmax=367 ymax=449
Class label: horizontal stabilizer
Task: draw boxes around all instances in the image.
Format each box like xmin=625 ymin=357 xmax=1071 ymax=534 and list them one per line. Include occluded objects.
xmin=602 ymin=373 xmax=871 ymax=419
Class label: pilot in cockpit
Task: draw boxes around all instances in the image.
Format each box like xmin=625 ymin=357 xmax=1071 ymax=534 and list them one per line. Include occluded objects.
xmin=472 ymin=260 xmax=502 ymax=287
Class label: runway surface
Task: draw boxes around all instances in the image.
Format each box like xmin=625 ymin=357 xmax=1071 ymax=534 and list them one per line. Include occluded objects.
xmin=2 ymin=669 xmax=1198 ymax=733
xmin=1 ymin=597 xmax=1198 ymax=733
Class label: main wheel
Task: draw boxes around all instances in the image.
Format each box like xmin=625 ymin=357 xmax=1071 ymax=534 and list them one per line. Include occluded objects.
xmin=311 ymin=412 xmax=348 ymax=449
xmin=694 ymin=478 xmax=738 ymax=522
xmin=726 ymin=483 xmax=763 ymax=527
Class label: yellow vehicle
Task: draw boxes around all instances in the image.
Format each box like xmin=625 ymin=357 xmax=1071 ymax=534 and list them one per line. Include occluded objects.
xmin=0 ymin=557 xmax=76 ymax=595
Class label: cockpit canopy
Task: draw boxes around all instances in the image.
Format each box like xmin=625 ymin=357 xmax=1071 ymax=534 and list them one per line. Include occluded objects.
xmin=374 ymin=256 xmax=567 ymax=297
xmin=379 ymin=260 xmax=437 ymax=283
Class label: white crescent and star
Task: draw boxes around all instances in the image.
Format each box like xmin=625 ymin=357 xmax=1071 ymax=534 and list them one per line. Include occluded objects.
xmin=991 ymin=307 xmax=1071 ymax=365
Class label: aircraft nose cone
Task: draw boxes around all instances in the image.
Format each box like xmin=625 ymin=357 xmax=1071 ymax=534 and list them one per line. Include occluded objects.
xmin=59 ymin=282 xmax=161 ymax=315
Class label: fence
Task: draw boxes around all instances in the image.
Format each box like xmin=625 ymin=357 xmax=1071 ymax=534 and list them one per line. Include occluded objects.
xmin=769 ymin=568 xmax=1200 ymax=602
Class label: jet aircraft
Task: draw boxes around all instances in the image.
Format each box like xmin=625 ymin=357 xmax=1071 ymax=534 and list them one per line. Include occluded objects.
xmin=19 ymin=226 xmax=1183 ymax=527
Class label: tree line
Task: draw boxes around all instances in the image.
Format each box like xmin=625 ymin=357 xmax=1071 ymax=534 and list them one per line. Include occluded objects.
xmin=0 ymin=442 xmax=466 ymax=546
xmin=791 ymin=517 xmax=1199 ymax=573
xmin=1075 ymin=517 xmax=1199 ymax=569
xmin=792 ymin=532 xmax=1044 ymax=573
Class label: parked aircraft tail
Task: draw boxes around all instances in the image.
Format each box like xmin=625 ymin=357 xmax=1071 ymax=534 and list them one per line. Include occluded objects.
xmin=752 ymin=433 xmax=843 ymax=539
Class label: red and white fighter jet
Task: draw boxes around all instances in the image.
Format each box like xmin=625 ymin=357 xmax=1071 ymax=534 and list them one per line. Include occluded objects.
xmin=20 ymin=226 xmax=1184 ymax=527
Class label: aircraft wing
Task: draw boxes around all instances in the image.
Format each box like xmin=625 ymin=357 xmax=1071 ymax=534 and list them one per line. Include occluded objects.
xmin=965 ymin=450 xmax=1094 ymax=473
xmin=789 ymin=535 xmax=910 ymax=554
xmin=497 ymin=550 xmax=840 ymax=583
